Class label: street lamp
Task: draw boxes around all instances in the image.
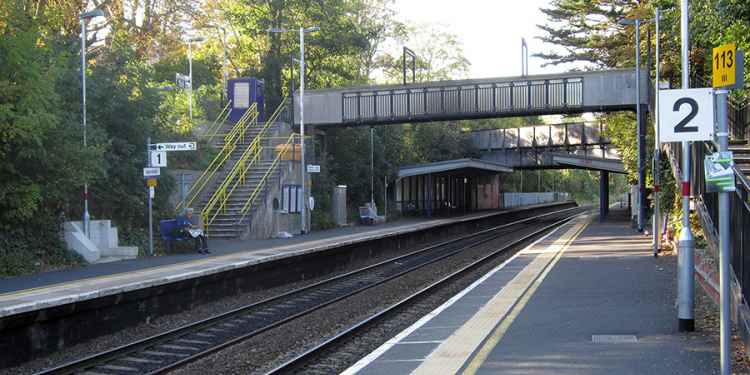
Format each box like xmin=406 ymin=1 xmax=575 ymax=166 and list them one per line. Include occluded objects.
xmin=185 ymin=35 xmax=205 ymax=125
xmin=618 ymin=17 xmax=647 ymax=232
xmin=521 ymin=38 xmax=529 ymax=76
xmin=205 ymin=23 xmax=230 ymax=106
xmin=268 ymin=26 xmax=320 ymax=235
xmin=80 ymin=8 xmax=105 ymax=238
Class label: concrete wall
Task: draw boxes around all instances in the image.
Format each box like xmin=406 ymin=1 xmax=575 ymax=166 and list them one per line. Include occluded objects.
xmin=474 ymin=175 xmax=500 ymax=210
xmin=241 ymin=160 xmax=305 ymax=239
xmin=63 ymin=220 xmax=138 ymax=263
xmin=501 ymin=192 xmax=571 ymax=208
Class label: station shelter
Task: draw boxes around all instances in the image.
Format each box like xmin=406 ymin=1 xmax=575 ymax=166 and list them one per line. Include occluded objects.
xmin=395 ymin=158 xmax=513 ymax=216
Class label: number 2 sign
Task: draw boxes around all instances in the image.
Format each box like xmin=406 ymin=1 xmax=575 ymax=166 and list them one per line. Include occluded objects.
xmin=658 ymin=88 xmax=714 ymax=143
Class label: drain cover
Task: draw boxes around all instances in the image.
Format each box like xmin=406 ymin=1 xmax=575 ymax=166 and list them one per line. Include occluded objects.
xmin=592 ymin=334 xmax=638 ymax=344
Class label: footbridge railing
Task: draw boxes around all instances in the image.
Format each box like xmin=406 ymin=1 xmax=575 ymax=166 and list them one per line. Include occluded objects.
xmin=342 ymin=77 xmax=583 ymax=124
xmin=472 ymin=122 xmax=610 ymax=150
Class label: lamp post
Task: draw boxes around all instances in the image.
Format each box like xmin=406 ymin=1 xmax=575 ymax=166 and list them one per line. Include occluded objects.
xmin=206 ymin=24 xmax=230 ymax=106
xmin=521 ymin=38 xmax=529 ymax=76
xmin=619 ymin=18 xmax=646 ymax=233
xmin=186 ymin=36 xmax=205 ymax=125
xmin=653 ymin=8 xmax=663 ymax=257
xmin=80 ymin=8 xmax=105 ymax=238
xmin=269 ymin=26 xmax=320 ymax=235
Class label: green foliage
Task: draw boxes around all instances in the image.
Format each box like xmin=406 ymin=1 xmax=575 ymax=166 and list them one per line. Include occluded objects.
xmin=0 ymin=215 xmax=83 ymax=277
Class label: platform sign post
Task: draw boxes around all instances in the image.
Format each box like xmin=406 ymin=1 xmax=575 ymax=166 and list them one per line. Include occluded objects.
xmin=146 ymin=137 xmax=154 ymax=257
xmin=713 ymin=42 xmax=743 ymax=375
xmin=653 ymin=7 xmax=662 ymax=257
xmin=677 ymin=0 xmax=695 ymax=334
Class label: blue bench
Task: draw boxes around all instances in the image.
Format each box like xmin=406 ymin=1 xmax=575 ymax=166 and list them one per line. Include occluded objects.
xmin=159 ymin=219 xmax=190 ymax=253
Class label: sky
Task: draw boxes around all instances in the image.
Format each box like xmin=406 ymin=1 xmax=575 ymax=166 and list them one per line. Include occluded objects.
xmin=393 ymin=0 xmax=582 ymax=79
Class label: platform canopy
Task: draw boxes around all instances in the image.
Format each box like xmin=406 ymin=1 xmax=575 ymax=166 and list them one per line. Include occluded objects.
xmin=398 ymin=158 xmax=512 ymax=179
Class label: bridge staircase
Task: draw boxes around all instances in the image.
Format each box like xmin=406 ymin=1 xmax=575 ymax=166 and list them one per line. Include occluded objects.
xmin=177 ymin=99 xmax=294 ymax=239
xmin=729 ymin=98 xmax=750 ymax=177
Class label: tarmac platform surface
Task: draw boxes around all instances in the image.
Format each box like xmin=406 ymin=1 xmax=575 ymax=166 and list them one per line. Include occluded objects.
xmin=345 ymin=209 xmax=719 ymax=375
xmin=0 ymin=209 xmax=520 ymax=318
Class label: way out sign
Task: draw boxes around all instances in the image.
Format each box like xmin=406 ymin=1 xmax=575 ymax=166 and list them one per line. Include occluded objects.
xmin=658 ymin=88 xmax=714 ymax=142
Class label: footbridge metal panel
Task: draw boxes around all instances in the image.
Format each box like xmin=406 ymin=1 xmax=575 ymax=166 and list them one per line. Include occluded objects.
xmin=295 ymin=69 xmax=648 ymax=127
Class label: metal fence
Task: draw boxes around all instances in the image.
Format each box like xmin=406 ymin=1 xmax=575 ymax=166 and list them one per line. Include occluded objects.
xmin=729 ymin=97 xmax=750 ymax=141
xmin=670 ymin=141 xmax=750 ymax=302
xmin=471 ymin=122 xmax=610 ymax=150
xmin=342 ymin=77 xmax=583 ymax=123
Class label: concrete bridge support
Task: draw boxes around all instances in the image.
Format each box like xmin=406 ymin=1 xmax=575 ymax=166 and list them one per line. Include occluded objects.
xmin=600 ymin=170 xmax=609 ymax=221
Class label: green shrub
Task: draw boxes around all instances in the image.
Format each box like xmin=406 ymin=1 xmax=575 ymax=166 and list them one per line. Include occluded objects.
xmin=0 ymin=217 xmax=83 ymax=277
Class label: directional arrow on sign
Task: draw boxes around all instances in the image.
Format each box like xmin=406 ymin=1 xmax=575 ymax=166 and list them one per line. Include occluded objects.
xmin=155 ymin=142 xmax=197 ymax=152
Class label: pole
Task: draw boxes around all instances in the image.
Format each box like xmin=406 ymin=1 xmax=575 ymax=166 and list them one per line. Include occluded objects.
xmin=188 ymin=39 xmax=193 ymax=125
xmin=677 ymin=0 xmax=695 ymax=332
xmin=717 ymin=88 xmax=731 ymax=374
xmin=147 ymin=137 xmax=154 ymax=256
xmin=221 ymin=29 xmax=228 ymax=107
xmin=653 ymin=8 xmax=662 ymax=257
xmin=81 ymin=18 xmax=91 ymax=238
xmin=384 ymin=175 xmax=388 ymax=222
xmin=370 ymin=126 xmax=375 ymax=206
xmin=635 ymin=18 xmax=645 ymax=232
xmin=299 ymin=27 xmax=307 ymax=234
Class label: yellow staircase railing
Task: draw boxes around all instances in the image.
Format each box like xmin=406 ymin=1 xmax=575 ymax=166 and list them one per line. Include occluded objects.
xmin=202 ymin=137 xmax=263 ymax=232
xmin=202 ymin=100 xmax=232 ymax=143
xmin=200 ymin=98 xmax=290 ymax=233
xmin=237 ymin=133 xmax=297 ymax=226
xmin=176 ymin=103 xmax=258 ymax=213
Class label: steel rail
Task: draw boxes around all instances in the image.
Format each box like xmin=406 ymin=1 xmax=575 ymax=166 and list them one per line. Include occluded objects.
xmin=265 ymin=209 xmax=586 ymax=374
xmin=35 ymin=204 xmax=581 ymax=375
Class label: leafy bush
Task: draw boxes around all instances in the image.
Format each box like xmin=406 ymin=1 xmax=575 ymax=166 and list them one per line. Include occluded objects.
xmin=0 ymin=216 xmax=83 ymax=277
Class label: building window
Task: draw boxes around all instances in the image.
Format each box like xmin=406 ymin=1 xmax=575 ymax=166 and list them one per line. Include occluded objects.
xmin=282 ymin=185 xmax=302 ymax=213
xmin=234 ymin=82 xmax=250 ymax=108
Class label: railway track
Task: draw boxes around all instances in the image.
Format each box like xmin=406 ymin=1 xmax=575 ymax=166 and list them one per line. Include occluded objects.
xmin=37 ymin=205 xmax=584 ymax=375
xmin=265 ymin=207 xmax=586 ymax=375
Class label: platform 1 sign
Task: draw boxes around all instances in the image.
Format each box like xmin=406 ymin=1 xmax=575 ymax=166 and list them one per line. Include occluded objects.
xmin=658 ymin=88 xmax=714 ymax=142
xmin=150 ymin=151 xmax=167 ymax=167
xmin=155 ymin=142 xmax=196 ymax=152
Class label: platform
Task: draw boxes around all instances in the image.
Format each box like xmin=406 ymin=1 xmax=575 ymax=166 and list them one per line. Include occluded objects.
xmin=345 ymin=208 xmax=719 ymax=375
xmin=0 ymin=207 xmax=542 ymax=319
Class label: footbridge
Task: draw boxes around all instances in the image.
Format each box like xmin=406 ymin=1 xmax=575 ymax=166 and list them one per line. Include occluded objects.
xmin=294 ymin=69 xmax=648 ymax=127
xmin=471 ymin=122 xmax=624 ymax=174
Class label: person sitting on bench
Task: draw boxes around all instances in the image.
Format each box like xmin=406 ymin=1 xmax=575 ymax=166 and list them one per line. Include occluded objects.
xmin=177 ymin=208 xmax=209 ymax=254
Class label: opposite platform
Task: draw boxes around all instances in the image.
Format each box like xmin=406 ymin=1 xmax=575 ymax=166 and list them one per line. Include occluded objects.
xmin=347 ymin=208 xmax=718 ymax=375
xmin=0 ymin=206 xmax=547 ymax=319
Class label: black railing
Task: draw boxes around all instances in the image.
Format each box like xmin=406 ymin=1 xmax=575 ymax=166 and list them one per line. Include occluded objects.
xmin=342 ymin=77 xmax=584 ymax=124
xmin=729 ymin=97 xmax=750 ymax=141
xmin=670 ymin=141 xmax=750 ymax=302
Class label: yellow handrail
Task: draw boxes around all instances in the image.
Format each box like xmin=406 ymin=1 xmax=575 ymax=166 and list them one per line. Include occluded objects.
xmin=224 ymin=103 xmax=258 ymax=145
xmin=203 ymin=100 xmax=232 ymax=143
xmin=200 ymin=98 xmax=291 ymax=233
xmin=202 ymin=137 xmax=263 ymax=232
xmin=237 ymin=133 xmax=296 ymax=225
xmin=175 ymin=104 xmax=258 ymax=213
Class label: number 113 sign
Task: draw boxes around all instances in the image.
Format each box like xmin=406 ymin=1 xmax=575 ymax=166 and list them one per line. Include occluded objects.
xmin=658 ymin=88 xmax=714 ymax=143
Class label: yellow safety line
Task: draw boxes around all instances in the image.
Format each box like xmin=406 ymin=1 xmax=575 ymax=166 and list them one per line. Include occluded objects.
xmin=460 ymin=218 xmax=589 ymax=375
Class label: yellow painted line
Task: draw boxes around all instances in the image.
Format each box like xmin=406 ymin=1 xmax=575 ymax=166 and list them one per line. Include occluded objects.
xmin=461 ymin=219 xmax=588 ymax=375
xmin=410 ymin=217 xmax=589 ymax=375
